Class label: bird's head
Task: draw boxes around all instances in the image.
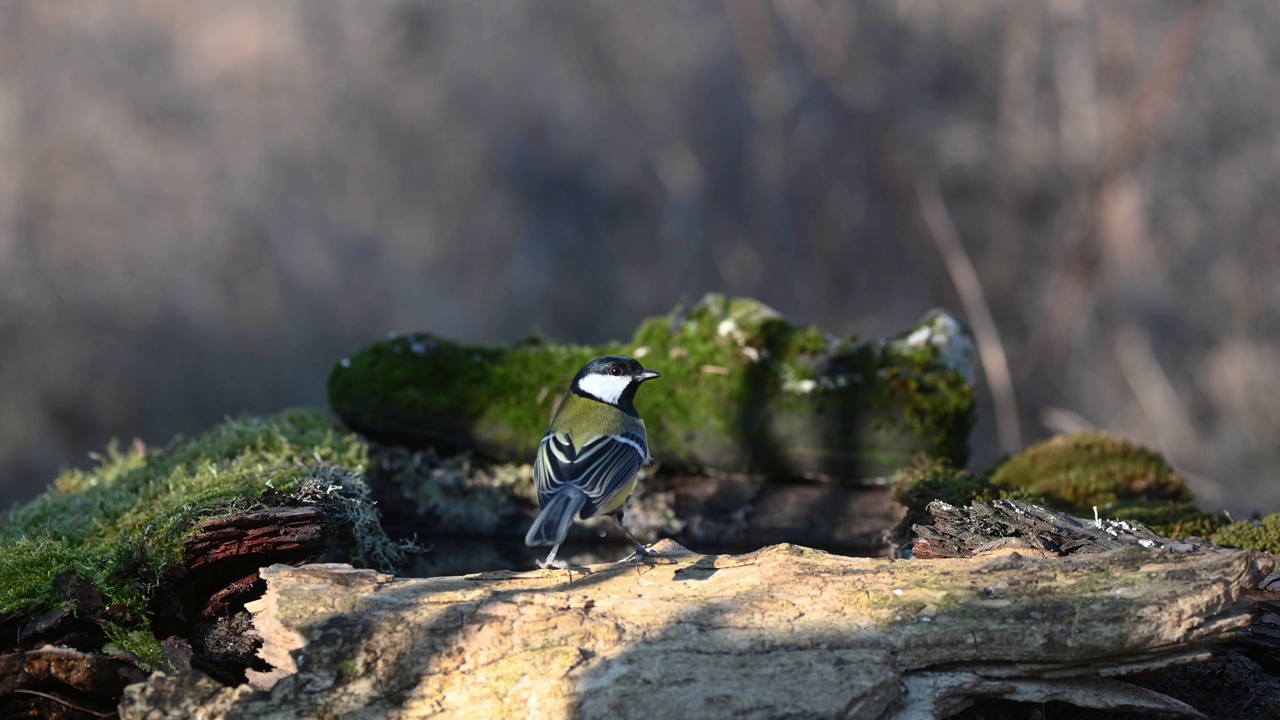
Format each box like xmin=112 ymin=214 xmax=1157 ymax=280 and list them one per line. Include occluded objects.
xmin=571 ymin=356 xmax=661 ymax=409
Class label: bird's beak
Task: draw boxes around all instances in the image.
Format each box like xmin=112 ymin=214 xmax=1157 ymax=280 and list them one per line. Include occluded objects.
xmin=638 ymin=369 xmax=661 ymax=381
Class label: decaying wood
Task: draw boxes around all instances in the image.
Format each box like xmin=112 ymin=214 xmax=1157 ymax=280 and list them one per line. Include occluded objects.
xmin=912 ymin=499 xmax=1206 ymax=559
xmin=185 ymin=506 xmax=331 ymax=570
xmin=0 ymin=572 xmax=146 ymax=720
xmin=0 ymin=646 xmax=146 ymax=719
xmin=0 ymin=499 xmax=380 ymax=718
xmin=175 ymin=503 xmax=359 ymax=621
xmin=119 ymin=539 xmax=1270 ymax=720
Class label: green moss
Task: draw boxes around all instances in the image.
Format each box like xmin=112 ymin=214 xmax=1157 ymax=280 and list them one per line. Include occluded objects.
xmin=328 ymin=333 xmax=605 ymax=459
xmin=0 ymin=537 xmax=147 ymax=620
xmin=291 ymin=465 xmax=409 ymax=570
xmin=329 ymin=294 xmax=977 ymax=480
xmin=890 ymin=455 xmax=998 ymax=543
xmin=893 ymin=455 xmax=997 ymax=516
xmin=899 ymin=434 xmax=1222 ymax=544
xmin=1 ymin=409 xmax=380 ymax=669
xmin=988 ymin=432 xmax=1191 ymax=513
xmin=1213 ymin=515 xmax=1280 ymax=554
xmin=105 ymin=625 xmax=167 ymax=670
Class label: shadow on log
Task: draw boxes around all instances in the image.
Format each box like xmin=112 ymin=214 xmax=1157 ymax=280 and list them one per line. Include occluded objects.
xmin=120 ymin=535 xmax=1271 ymax=719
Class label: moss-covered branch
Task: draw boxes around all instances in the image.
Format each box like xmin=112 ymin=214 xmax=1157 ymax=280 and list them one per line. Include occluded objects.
xmin=327 ymin=294 xmax=977 ymax=481
xmin=1 ymin=410 xmax=402 ymax=673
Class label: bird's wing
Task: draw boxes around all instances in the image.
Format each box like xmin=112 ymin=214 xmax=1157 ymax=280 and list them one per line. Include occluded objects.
xmin=535 ymin=430 xmax=646 ymax=519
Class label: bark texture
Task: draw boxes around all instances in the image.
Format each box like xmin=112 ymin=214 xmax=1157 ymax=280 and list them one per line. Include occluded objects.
xmin=911 ymin=499 xmax=1208 ymax=559
xmin=120 ymin=539 xmax=1270 ymax=720
xmin=0 ymin=646 xmax=146 ymax=720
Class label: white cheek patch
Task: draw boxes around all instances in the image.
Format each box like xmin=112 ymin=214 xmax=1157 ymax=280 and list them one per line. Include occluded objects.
xmin=578 ymin=373 xmax=631 ymax=405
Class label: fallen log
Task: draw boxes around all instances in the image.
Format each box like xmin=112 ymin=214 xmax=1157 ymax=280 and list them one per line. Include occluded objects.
xmin=120 ymin=537 xmax=1270 ymax=719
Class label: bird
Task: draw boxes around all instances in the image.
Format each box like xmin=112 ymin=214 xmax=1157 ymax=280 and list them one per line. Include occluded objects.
xmin=525 ymin=355 xmax=661 ymax=570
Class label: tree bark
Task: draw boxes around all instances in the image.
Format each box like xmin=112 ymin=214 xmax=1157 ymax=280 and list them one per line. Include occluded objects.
xmin=120 ymin=538 xmax=1270 ymax=720
xmin=911 ymin=499 xmax=1207 ymax=559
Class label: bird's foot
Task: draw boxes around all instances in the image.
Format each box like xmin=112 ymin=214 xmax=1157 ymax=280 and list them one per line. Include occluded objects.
xmin=626 ymin=545 xmax=659 ymax=565
xmin=537 ymin=558 xmax=592 ymax=579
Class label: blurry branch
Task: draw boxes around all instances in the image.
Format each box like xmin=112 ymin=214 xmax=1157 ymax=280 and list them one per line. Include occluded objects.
xmin=875 ymin=125 xmax=1022 ymax=454
xmin=1113 ymin=325 xmax=1198 ymax=454
xmin=1176 ymin=468 xmax=1226 ymax=509
xmin=1113 ymin=325 xmax=1223 ymax=504
xmin=916 ymin=174 xmax=1022 ymax=454
xmin=1029 ymin=0 xmax=1213 ymax=366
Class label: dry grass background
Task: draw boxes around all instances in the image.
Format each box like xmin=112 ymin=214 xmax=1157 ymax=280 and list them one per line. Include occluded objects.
xmin=1 ymin=1 xmax=1277 ymax=516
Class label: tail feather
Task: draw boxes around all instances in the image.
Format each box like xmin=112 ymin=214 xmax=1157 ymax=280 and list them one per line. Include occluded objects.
xmin=525 ymin=489 xmax=588 ymax=547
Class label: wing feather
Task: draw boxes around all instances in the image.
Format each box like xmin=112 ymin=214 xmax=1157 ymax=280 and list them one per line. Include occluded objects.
xmin=533 ymin=430 xmax=647 ymax=520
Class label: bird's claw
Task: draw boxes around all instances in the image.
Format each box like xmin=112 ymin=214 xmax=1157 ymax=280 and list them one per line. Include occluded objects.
xmin=626 ymin=545 xmax=659 ymax=564
xmin=537 ymin=558 xmax=592 ymax=578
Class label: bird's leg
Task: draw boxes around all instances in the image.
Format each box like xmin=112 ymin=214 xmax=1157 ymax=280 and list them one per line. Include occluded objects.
xmin=537 ymin=543 xmax=570 ymax=571
xmin=613 ymin=511 xmax=656 ymax=562
xmin=536 ymin=545 xmax=591 ymax=582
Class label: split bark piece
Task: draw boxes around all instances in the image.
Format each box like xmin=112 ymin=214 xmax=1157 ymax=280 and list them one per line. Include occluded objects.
xmin=120 ymin=539 xmax=1270 ymax=720
xmin=177 ymin=504 xmax=361 ymax=620
xmin=185 ymin=506 xmax=332 ymax=571
xmin=912 ymin=499 xmax=1208 ymax=559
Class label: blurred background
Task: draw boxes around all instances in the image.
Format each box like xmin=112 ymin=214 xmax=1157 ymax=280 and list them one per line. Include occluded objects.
xmin=1 ymin=0 xmax=1276 ymax=516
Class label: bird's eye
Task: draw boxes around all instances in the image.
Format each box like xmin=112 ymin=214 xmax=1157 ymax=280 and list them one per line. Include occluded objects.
xmin=609 ymin=365 xmax=623 ymax=376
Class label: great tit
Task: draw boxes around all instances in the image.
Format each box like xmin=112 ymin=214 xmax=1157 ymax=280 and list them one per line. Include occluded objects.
xmin=524 ymin=355 xmax=661 ymax=569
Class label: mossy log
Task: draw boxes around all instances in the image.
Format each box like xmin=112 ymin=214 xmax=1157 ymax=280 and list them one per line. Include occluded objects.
xmin=328 ymin=295 xmax=976 ymax=482
xmin=120 ymin=538 xmax=1270 ymax=720
xmin=0 ymin=411 xmax=411 ymax=716
xmin=0 ymin=497 xmax=396 ymax=717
